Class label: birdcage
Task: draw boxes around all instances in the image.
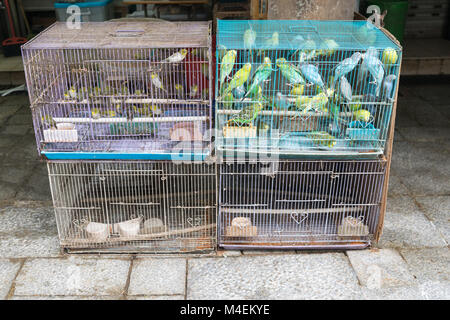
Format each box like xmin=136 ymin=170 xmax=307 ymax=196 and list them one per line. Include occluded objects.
xmin=47 ymin=160 xmax=216 ymax=253
xmin=22 ymin=21 xmax=213 ymax=160
xmin=218 ymin=159 xmax=387 ymax=249
xmin=215 ymin=20 xmax=402 ymax=158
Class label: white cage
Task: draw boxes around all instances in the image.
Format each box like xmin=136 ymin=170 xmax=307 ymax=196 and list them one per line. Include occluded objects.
xmin=47 ymin=161 xmax=216 ymax=253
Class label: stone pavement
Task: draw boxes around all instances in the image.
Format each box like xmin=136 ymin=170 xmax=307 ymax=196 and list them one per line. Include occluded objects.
xmin=0 ymin=77 xmax=449 ymax=300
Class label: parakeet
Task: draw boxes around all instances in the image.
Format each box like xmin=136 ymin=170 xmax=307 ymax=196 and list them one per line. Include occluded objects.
xmin=41 ymin=115 xmax=56 ymax=128
xmin=290 ymin=84 xmax=305 ymax=96
xmin=258 ymin=32 xmax=279 ymax=56
xmin=174 ymin=83 xmax=184 ymax=98
xmin=219 ymin=50 xmax=237 ymax=89
xmin=333 ymin=52 xmax=362 ymax=86
xmin=274 ymin=92 xmax=291 ymax=110
xmin=299 ymin=64 xmax=325 ymax=91
xmin=382 ymin=74 xmax=397 ymax=101
xmin=201 ymin=63 xmax=209 ymax=78
xmin=243 ymin=57 xmax=272 ymax=99
xmin=247 ymin=85 xmax=263 ymax=99
xmin=202 ymin=88 xmax=209 ymax=100
xmin=276 ymin=58 xmax=306 ymax=86
xmin=294 ymin=95 xmax=310 ymax=111
xmin=149 ymin=104 xmax=162 ymax=116
xmin=338 ymin=76 xmax=353 ymax=102
xmin=307 ymin=131 xmax=336 ymax=148
xmin=301 ymin=88 xmax=334 ymax=114
xmin=189 ymin=84 xmax=199 ymax=99
xmin=162 ymin=49 xmax=188 ymax=63
xmin=382 ymin=47 xmax=398 ymax=65
xmin=357 ymin=47 xmax=378 ymax=85
xmin=64 ymin=86 xmax=77 ymax=100
xmin=217 ymin=44 xmax=227 ymax=60
xmin=353 ymin=109 xmax=372 ymax=122
xmin=361 ymin=48 xmax=385 ymax=96
xmin=91 ymin=108 xmax=101 ymax=119
xmin=221 ymin=91 xmax=235 ymax=109
xmin=319 ymin=39 xmax=339 ymax=56
xmin=150 ymin=72 xmax=167 ymax=93
xmin=224 ymin=63 xmax=252 ymax=94
xmin=103 ymin=109 xmax=116 ymax=117
xmin=243 ymin=28 xmax=256 ymax=54
xmin=228 ymin=102 xmax=263 ymax=127
xmin=233 ymin=85 xmax=246 ymax=99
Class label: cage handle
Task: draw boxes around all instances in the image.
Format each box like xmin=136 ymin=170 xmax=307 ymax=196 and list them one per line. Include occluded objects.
xmin=110 ymin=29 xmax=145 ymax=37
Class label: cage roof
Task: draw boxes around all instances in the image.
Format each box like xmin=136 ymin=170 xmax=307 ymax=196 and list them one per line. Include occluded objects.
xmin=217 ymin=20 xmax=401 ymax=51
xmin=23 ymin=21 xmax=211 ymax=50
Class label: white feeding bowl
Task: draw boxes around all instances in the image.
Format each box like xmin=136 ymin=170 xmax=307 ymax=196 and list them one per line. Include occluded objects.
xmin=142 ymin=218 xmax=165 ymax=234
xmin=85 ymin=222 xmax=109 ymax=241
xmin=56 ymin=122 xmax=76 ymax=130
xmin=118 ymin=219 xmax=141 ymax=237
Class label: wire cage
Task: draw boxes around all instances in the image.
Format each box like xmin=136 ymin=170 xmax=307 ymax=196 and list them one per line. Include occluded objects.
xmin=215 ymin=20 xmax=402 ymax=158
xmin=47 ymin=160 xmax=216 ymax=253
xmin=22 ymin=21 xmax=213 ymax=159
xmin=218 ymin=159 xmax=387 ymax=249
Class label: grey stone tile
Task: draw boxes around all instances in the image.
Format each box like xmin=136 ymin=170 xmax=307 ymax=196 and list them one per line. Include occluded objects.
xmin=400 ymin=248 xmax=450 ymax=283
xmin=391 ymin=141 xmax=450 ymax=196
xmin=216 ymin=250 xmax=242 ymax=257
xmin=415 ymin=196 xmax=450 ymax=243
xmin=0 ymin=105 xmax=21 ymax=123
xmin=347 ymin=249 xmax=415 ymax=289
xmin=397 ymin=126 xmax=450 ymax=143
xmin=378 ymin=196 xmax=447 ymax=249
xmin=187 ymin=253 xmax=362 ymax=300
xmin=14 ymin=257 xmax=130 ymax=296
xmin=0 ymin=259 xmax=21 ymax=299
xmin=7 ymin=113 xmax=32 ymax=125
xmin=0 ymin=206 xmax=60 ymax=258
xmin=15 ymin=165 xmax=51 ymax=202
xmin=127 ymin=295 xmax=184 ymax=300
xmin=128 ymin=258 xmax=186 ymax=296
xmin=0 ymin=135 xmax=21 ymax=148
xmin=407 ymin=82 xmax=450 ymax=106
xmin=361 ymin=283 xmax=449 ymax=300
xmin=10 ymin=295 xmax=123 ymax=300
xmin=1 ymin=94 xmax=30 ymax=107
xmin=0 ymin=164 xmax=33 ymax=185
xmin=1 ymin=124 xmax=30 ymax=136
xmin=387 ymin=174 xmax=410 ymax=197
xmin=0 ymin=182 xmax=17 ymax=201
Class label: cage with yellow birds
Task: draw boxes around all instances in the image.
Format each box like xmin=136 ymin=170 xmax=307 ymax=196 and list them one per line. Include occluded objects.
xmin=215 ymin=20 xmax=402 ymax=159
xmin=22 ymin=21 xmax=213 ymax=160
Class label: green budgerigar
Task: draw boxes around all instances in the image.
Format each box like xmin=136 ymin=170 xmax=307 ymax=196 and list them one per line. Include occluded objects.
xmin=243 ymin=57 xmax=272 ymax=99
xmin=219 ymin=50 xmax=237 ymax=89
xmin=276 ymin=58 xmax=306 ymax=86
xmin=307 ymin=131 xmax=337 ymax=148
xmin=301 ymin=88 xmax=334 ymax=114
xmin=228 ymin=102 xmax=263 ymax=127
xmin=224 ymin=63 xmax=252 ymax=94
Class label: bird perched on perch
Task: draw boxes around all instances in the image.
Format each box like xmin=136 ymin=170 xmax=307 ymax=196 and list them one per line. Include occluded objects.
xmin=219 ymin=50 xmax=237 ymax=91
xmin=223 ymin=63 xmax=252 ymax=94
xmin=243 ymin=28 xmax=256 ymax=56
xmin=299 ymin=64 xmax=325 ymax=91
xmin=228 ymin=102 xmax=263 ymax=127
xmin=150 ymin=72 xmax=167 ymax=93
xmin=382 ymin=74 xmax=397 ymax=101
xmin=333 ymin=52 xmax=362 ymax=86
xmin=243 ymin=57 xmax=272 ymax=100
xmin=361 ymin=48 xmax=385 ymax=97
xmin=353 ymin=109 xmax=372 ymax=122
xmin=338 ymin=76 xmax=353 ymax=102
xmin=174 ymin=83 xmax=184 ymax=98
xmin=277 ymin=58 xmax=306 ymax=86
xmin=162 ymin=49 xmax=188 ymax=63
xmin=301 ymin=88 xmax=334 ymax=114
xmin=189 ymin=84 xmax=199 ymax=99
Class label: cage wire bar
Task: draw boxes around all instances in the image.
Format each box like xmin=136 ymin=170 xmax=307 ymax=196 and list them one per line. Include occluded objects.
xmin=215 ymin=20 xmax=402 ymax=158
xmin=218 ymin=159 xmax=387 ymax=249
xmin=47 ymin=160 xmax=216 ymax=253
xmin=22 ymin=21 xmax=213 ymax=158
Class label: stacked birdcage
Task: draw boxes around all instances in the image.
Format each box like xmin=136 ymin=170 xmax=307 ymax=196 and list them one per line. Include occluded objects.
xmin=215 ymin=20 xmax=402 ymax=249
xmin=23 ymin=21 xmax=216 ymax=253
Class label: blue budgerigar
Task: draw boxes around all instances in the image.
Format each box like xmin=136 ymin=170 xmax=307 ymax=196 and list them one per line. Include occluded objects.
xmin=299 ymin=64 xmax=325 ymax=91
xmin=339 ymin=76 xmax=353 ymax=102
xmin=276 ymin=58 xmax=306 ymax=86
xmin=243 ymin=57 xmax=272 ymax=99
xmin=362 ymin=48 xmax=385 ymax=97
xmin=333 ymin=52 xmax=362 ymax=86
xmin=382 ymin=74 xmax=397 ymax=101
xmin=357 ymin=47 xmax=377 ymax=85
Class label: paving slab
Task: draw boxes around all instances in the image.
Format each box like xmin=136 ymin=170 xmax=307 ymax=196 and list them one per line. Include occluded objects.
xmin=387 ymin=174 xmax=410 ymax=197
xmin=10 ymin=295 xmax=124 ymax=300
xmin=1 ymin=124 xmax=30 ymax=136
xmin=6 ymin=113 xmax=32 ymax=125
xmin=400 ymin=248 xmax=450 ymax=283
xmin=379 ymin=196 xmax=447 ymax=249
xmin=216 ymin=250 xmax=242 ymax=257
xmin=14 ymin=257 xmax=130 ymax=296
xmin=361 ymin=283 xmax=449 ymax=300
xmin=0 ymin=182 xmax=17 ymax=201
xmin=128 ymin=258 xmax=186 ymax=296
xmin=0 ymin=259 xmax=21 ymax=299
xmin=127 ymin=295 xmax=184 ymax=300
xmin=0 ymin=163 xmax=33 ymax=185
xmin=415 ymin=196 xmax=450 ymax=244
xmin=347 ymin=249 xmax=415 ymax=289
xmin=397 ymin=126 xmax=450 ymax=143
xmin=0 ymin=105 xmax=21 ymax=124
xmin=242 ymin=250 xmax=296 ymax=255
xmin=391 ymin=141 xmax=450 ymax=196
xmin=187 ymin=253 xmax=362 ymax=300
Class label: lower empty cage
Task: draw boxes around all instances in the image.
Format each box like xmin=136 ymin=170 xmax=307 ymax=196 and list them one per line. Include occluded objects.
xmin=47 ymin=161 xmax=216 ymax=253
xmin=218 ymin=159 xmax=387 ymax=249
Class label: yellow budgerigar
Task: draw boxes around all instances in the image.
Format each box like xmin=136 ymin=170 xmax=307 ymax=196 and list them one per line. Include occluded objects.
xmin=219 ymin=50 xmax=237 ymax=88
xmin=353 ymin=109 xmax=372 ymax=122
xmin=151 ymin=72 xmax=168 ymax=93
xmin=224 ymin=63 xmax=252 ymax=94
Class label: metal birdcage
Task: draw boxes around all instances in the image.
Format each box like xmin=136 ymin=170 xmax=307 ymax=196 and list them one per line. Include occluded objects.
xmin=22 ymin=21 xmax=213 ymax=160
xmin=215 ymin=20 xmax=401 ymax=158
xmin=47 ymin=160 xmax=216 ymax=253
xmin=218 ymin=159 xmax=387 ymax=249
